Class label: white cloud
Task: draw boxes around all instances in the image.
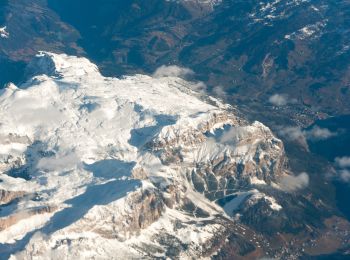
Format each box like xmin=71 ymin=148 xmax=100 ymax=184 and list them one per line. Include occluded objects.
xmin=37 ymin=153 xmax=81 ymax=172
xmin=278 ymin=126 xmax=305 ymax=141
xmin=218 ymin=126 xmax=248 ymax=145
xmin=278 ymin=125 xmax=336 ymax=144
xmin=212 ymin=85 xmax=226 ymax=98
xmin=9 ymin=96 xmax=66 ymax=127
xmin=279 ymin=172 xmax=309 ymax=191
xmin=269 ymin=94 xmax=288 ymax=106
xmin=339 ymin=169 xmax=350 ymax=182
xmin=335 ymin=156 xmax=350 ymax=168
xmin=277 ymin=126 xmax=309 ymax=150
xmin=152 ymin=65 xmax=209 ymax=94
xmin=305 ymin=126 xmax=337 ymax=141
xmin=153 ymin=65 xmax=194 ymax=79
xmin=334 ymin=157 xmax=350 ymax=183
xmin=190 ymin=81 xmax=207 ymax=94
xmin=19 ymin=107 xmax=64 ymax=125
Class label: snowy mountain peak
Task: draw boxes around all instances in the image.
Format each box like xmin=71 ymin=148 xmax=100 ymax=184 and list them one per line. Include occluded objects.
xmin=26 ymin=52 xmax=100 ymax=78
xmin=0 ymin=53 xmax=286 ymax=259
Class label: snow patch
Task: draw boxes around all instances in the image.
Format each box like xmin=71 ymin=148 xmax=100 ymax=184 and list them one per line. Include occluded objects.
xmin=0 ymin=26 xmax=9 ymax=38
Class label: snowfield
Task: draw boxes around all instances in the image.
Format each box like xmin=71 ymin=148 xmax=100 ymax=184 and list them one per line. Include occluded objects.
xmin=0 ymin=52 xmax=286 ymax=259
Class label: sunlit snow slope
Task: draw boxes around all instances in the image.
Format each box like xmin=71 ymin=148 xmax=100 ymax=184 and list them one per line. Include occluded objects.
xmin=0 ymin=52 xmax=286 ymax=259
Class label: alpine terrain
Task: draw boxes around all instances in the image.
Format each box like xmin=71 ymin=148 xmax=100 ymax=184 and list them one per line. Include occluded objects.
xmin=0 ymin=0 xmax=350 ymax=259
xmin=0 ymin=52 xmax=348 ymax=259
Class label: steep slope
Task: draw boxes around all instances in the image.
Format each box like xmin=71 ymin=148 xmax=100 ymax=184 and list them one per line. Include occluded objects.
xmin=0 ymin=52 xmax=291 ymax=259
xmin=0 ymin=0 xmax=83 ymax=87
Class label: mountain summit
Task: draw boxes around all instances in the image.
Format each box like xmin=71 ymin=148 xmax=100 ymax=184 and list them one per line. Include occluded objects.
xmin=0 ymin=52 xmax=290 ymax=259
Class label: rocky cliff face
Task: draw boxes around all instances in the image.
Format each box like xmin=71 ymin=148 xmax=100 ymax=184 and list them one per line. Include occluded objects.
xmin=0 ymin=52 xmax=290 ymax=259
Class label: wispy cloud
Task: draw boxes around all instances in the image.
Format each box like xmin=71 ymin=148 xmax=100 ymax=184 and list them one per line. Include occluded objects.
xmin=153 ymin=65 xmax=209 ymax=95
xmin=190 ymin=81 xmax=208 ymax=95
xmin=219 ymin=126 xmax=247 ymax=145
xmin=277 ymin=126 xmax=309 ymax=150
xmin=333 ymin=156 xmax=350 ymax=183
xmin=153 ymin=65 xmax=194 ymax=79
xmin=335 ymin=156 xmax=350 ymax=168
xmin=37 ymin=153 xmax=81 ymax=172
xmin=212 ymin=85 xmax=227 ymax=99
xmin=304 ymin=126 xmax=337 ymax=141
xmin=278 ymin=126 xmax=305 ymax=141
xmin=9 ymin=96 xmax=66 ymax=127
xmin=268 ymin=93 xmax=297 ymax=106
xmin=338 ymin=169 xmax=350 ymax=182
xmin=278 ymin=125 xmax=337 ymax=144
xmin=269 ymin=94 xmax=288 ymax=106
xmin=279 ymin=172 xmax=309 ymax=191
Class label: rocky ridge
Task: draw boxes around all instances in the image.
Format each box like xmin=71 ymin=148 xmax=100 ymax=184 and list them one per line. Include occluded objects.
xmin=0 ymin=52 xmax=292 ymax=259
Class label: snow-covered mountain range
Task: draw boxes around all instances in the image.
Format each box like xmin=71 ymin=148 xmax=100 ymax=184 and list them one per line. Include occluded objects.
xmin=0 ymin=52 xmax=292 ymax=259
